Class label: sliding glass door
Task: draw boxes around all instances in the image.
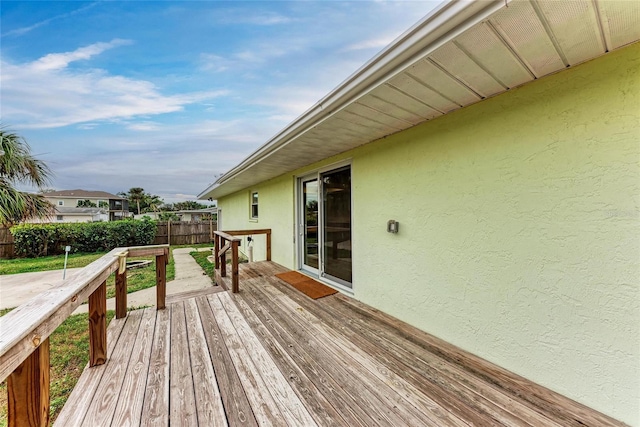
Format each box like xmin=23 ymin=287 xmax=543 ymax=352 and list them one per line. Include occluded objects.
xmin=298 ymin=165 xmax=352 ymax=288
xmin=301 ymin=177 xmax=319 ymax=272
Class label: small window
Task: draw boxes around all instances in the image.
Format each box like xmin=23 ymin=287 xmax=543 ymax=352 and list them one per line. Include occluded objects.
xmin=56 ymin=215 xmax=63 ymax=221
xmin=250 ymin=191 xmax=259 ymax=219
xmin=57 ymin=200 xmax=64 ymax=206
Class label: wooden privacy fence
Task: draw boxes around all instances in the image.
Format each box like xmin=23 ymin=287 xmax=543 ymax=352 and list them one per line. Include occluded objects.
xmin=154 ymin=221 xmax=217 ymax=246
xmin=214 ymin=229 xmax=271 ymax=293
xmin=0 ymin=227 xmax=14 ymax=259
xmin=0 ymin=244 xmax=169 ymax=427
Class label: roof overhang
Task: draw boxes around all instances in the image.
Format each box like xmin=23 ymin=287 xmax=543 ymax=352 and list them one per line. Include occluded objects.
xmin=199 ymin=0 xmax=640 ymax=201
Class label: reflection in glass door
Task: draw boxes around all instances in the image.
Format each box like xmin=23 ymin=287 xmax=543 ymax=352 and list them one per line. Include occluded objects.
xmin=302 ymin=179 xmax=319 ymax=271
xmin=321 ymin=166 xmax=352 ymax=285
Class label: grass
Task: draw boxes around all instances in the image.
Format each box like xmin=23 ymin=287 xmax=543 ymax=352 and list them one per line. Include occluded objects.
xmin=190 ymin=250 xmax=215 ymax=283
xmin=189 ymin=247 xmax=248 ymax=285
xmin=102 ymin=256 xmax=173 ymax=299
xmin=0 ymin=252 xmax=106 ymax=275
xmin=0 ymin=309 xmax=116 ymax=426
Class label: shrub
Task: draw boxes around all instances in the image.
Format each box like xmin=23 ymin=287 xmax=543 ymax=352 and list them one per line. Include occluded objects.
xmin=11 ymin=219 xmax=157 ymax=257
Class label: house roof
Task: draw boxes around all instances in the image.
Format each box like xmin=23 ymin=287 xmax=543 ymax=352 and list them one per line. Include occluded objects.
xmin=44 ymin=189 xmax=125 ymax=200
xmin=176 ymin=207 xmax=218 ymax=214
xmin=199 ymin=0 xmax=640 ymax=201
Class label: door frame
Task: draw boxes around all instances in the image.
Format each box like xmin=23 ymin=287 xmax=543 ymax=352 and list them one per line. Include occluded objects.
xmin=295 ymin=159 xmax=353 ymax=292
xmin=297 ymin=173 xmax=320 ymax=276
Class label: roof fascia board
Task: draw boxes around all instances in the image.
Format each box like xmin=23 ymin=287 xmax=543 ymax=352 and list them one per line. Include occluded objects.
xmin=200 ymin=0 xmax=508 ymax=199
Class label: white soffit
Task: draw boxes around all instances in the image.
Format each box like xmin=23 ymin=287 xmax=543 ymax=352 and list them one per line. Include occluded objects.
xmin=199 ymin=0 xmax=640 ymax=200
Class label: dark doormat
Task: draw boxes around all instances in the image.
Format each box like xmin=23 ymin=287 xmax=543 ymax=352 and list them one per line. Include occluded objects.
xmin=275 ymin=271 xmax=338 ymax=299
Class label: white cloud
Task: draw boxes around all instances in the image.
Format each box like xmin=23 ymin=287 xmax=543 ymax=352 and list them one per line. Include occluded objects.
xmin=125 ymin=121 xmax=162 ymax=131
xmin=1 ymin=41 xmax=228 ymax=129
xmin=31 ymin=39 xmax=132 ymax=71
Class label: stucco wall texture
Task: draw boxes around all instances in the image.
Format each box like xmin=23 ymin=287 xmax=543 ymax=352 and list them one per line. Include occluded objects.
xmin=217 ymin=43 xmax=639 ymax=425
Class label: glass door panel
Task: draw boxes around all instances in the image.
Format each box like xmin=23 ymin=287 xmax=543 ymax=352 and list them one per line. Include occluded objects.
xmin=321 ymin=166 xmax=352 ymax=285
xmin=302 ymin=179 xmax=319 ymax=270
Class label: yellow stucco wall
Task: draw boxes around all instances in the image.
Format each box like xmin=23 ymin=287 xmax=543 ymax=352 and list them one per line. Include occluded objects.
xmin=218 ymin=43 xmax=639 ymax=424
xmin=218 ymin=175 xmax=296 ymax=267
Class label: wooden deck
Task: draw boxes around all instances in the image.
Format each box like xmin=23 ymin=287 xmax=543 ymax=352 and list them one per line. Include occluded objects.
xmin=55 ymin=261 xmax=624 ymax=426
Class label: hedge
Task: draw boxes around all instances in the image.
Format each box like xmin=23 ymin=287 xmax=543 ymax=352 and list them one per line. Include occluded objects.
xmin=10 ymin=219 xmax=157 ymax=257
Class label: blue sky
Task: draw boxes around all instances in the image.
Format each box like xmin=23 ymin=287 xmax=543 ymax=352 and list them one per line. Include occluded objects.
xmin=1 ymin=1 xmax=439 ymax=203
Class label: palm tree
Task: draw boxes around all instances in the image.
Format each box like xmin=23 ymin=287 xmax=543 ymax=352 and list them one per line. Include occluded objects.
xmin=0 ymin=128 xmax=54 ymax=225
xmin=128 ymin=187 xmax=145 ymax=215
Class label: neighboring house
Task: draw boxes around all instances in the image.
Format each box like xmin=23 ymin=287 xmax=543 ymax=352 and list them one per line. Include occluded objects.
xmin=199 ymin=1 xmax=639 ymax=425
xmin=43 ymin=189 xmax=130 ymax=221
xmin=135 ymin=207 xmax=217 ymax=222
xmin=26 ymin=207 xmax=109 ymax=223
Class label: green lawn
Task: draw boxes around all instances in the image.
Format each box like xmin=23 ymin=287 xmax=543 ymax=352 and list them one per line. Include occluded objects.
xmin=0 ymin=252 xmax=105 ymax=275
xmin=190 ymin=250 xmax=215 ymax=283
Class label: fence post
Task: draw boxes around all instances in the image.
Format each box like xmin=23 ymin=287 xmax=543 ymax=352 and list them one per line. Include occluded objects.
xmin=89 ymin=281 xmax=107 ymax=367
xmin=7 ymin=338 xmax=50 ymax=427
xmin=232 ymin=240 xmax=239 ymax=293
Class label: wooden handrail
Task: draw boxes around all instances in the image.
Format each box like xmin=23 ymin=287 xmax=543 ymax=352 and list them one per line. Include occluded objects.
xmin=0 ymin=243 xmax=169 ymax=427
xmin=214 ymin=229 xmax=271 ymax=293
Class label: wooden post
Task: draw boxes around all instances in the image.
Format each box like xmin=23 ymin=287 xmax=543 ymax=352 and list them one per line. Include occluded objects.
xmin=167 ymin=220 xmax=171 ymax=245
xmin=231 ymin=240 xmax=239 ymax=293
xmin=156 ymin=253 xmax=167 ymax=309
xmin=115 ymin=268 xmax=127 ymax=319
xmin=214 ymin=234 xmax=219 ymax=269
xmin=266 ymin=231 xmax=272 ymax=262
xmin=220 ymin=242 xmax=227 ymax=277
xmin=89 ymin=281 xmax=107 ymax=367
xmin=7 ymin=338 xmax=50 ymax=427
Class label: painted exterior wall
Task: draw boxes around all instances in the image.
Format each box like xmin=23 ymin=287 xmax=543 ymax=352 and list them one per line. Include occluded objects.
xmin=219 ymin=176 xmax=295 ymax=267
xmin=217 ymin=43 xmax=639 ymax=425
xmin=45 ymin=197 xmax=109 ymax=207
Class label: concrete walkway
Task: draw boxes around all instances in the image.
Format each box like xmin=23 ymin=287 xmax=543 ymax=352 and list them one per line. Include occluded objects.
xmin=0 ymin=248 xmax=215 ymax=313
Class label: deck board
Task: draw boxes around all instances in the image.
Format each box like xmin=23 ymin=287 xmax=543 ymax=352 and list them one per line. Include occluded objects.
xmin=56 ymin=261 xmax=627 ymax=427
xmin=111 ymin=308 xmax=156 ymax=426
xmin=169 ymin=301 xmax=198 ymax=425
xmin=139 ymin=305 xmax=170 ymax=426
xmin=82 ymin=309 xmax=143 ymax=426
xmin=183 ymin=298 xmax=228 ymax=426
xmin=195 ymin=296 xmax=257 ymax=426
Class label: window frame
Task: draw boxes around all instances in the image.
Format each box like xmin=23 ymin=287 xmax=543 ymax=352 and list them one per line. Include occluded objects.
xmin=57 ymin=200 xmax=64 ymax=206
xmin=250 ymin=191 xmax=259 ymax=220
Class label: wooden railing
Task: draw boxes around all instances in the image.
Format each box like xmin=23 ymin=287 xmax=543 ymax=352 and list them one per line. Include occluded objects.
xmin=213 ymin=229 xmax=271 ymax=293
xmin=0 ymin=244 xmax=169 ymax=427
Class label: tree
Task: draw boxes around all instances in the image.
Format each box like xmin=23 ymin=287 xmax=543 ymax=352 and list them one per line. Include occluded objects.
xmin=77 ymin=199 xmax=97 ymax=208
xmin=128 ymin=187 xmax=145 ymax=215
xmin=119 ymin=188 xmax=164 ymax=214
xmin=0 ymin=128 xmax=54 ymax=225
xmin=158 ymin=211 xmax=179 ymax=221
xmin=173 ymin=200 xmax=209 ymax=211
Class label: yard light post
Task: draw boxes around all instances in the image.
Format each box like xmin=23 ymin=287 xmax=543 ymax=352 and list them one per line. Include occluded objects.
xmin=63 ymin=245 xmax=71 ymax=279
